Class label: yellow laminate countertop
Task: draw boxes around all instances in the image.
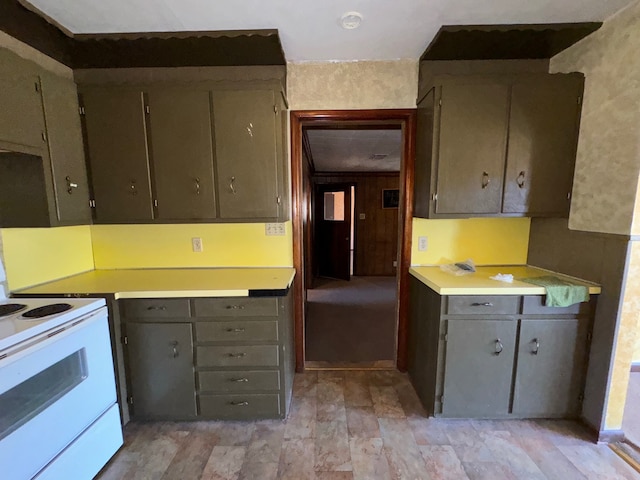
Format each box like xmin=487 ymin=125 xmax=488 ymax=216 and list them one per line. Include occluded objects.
xmin=15 ymin=267 xmax=296 ymax=299
xmin=409 ymin=265 xmax=601 ymax=296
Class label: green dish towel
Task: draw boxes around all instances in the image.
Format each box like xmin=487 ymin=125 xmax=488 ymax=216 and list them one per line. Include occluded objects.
xmin=519 ymin=275 xmax=590 ymax=307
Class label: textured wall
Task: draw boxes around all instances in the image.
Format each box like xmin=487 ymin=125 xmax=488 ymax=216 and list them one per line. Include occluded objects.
xmin=550 ymin=0 xmax=640 ymax=236
xmin=287 ymin=60 xmax=418 ymax=110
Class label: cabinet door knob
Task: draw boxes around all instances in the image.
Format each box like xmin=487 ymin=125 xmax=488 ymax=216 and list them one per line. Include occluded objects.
xmin=482 ymin=171 xmax=490 ymax=189
xmin=531 ymin=338 xmax=540 ymax=355
xmin=170 ymin=340 xmax=179 ymax=358
xmin=129 ymin=179 xmax=138 ymax=196
xmin=517 ymin=171 xmax=526 ymax=189
xmin=494 ymin=339 xmax=503 ymax=356
xmin=65 ymin=176 xmax=79 ymax=194
xmin=229 ymin=176 xmax=237 ymax=194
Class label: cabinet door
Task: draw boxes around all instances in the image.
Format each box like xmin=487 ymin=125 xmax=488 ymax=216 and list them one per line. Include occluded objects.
xmin=503 ymin=74 xmax=584 ymax=215
xmin=513 ymin=319 xmax=588 ymax=417
xmin=81 ymin=88 xmax=153 ymax=222
xmin=442 ymin=319 xmax=516 ymax=417
xmin=212 ymin=89 xmax=279 ymax=219
xmin=0 ymin=54 xmax=46 ymax=149
xmin=40 ymin=73 xmax=92 ymax=224
xmin=148 ymin=88 xmax=217 ymax=219
xmin=435 ymin=81 xmax=509 ymax=214
xmin=413 ymin=90 xmax=435 ymax=218
xmin=126 ymin=322 xmax=196 ymax=419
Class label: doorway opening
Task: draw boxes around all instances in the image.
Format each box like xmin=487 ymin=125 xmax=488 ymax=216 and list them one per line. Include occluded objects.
xmin=290 ymin=110 xmax=416 ymax=372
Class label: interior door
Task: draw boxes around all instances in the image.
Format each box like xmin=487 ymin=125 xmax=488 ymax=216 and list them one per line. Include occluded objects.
xmin=315 ymin=184 xmax=352 ymax=281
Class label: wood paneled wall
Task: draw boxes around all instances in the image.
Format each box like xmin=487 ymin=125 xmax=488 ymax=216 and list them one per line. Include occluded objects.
xmin=314 ymin=173 xmax=399 ymax=276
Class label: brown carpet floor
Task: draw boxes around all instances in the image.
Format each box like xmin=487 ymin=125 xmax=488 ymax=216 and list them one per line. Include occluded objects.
xmin=305 ymin=276 xmax=397 ymax=363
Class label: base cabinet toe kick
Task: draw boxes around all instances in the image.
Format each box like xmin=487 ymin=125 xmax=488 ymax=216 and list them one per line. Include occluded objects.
xmin=408 ymin=278 xmax=595 ymax=419
xmin=120 ymin=291 xmax=294 ymax=421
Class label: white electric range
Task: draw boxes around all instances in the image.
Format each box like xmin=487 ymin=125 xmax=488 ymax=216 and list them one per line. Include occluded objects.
xmin=0 ymin=297 xmax=123 ymax=480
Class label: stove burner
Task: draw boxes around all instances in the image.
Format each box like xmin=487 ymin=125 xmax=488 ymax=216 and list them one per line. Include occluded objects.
xmin=0 ymin=303 xmax=27 ymax=317
xmin=22 ymin=303 xmax=73 ymax=319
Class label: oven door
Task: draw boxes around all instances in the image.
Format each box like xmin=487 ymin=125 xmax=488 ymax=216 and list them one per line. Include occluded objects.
xmin=0 ymin=307 xmax=118 ymax=480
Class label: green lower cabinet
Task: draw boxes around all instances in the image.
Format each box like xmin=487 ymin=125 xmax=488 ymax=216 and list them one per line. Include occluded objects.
xmin=513 ymin=319 xmax=588 ymax=417
xmin=442 ymin=319 xmax=517 ymax=418
xmin=126 ymin=322 xmax=197 ymax=419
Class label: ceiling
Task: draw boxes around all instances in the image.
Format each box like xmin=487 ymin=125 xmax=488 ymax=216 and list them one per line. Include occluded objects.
xmin=24 ymin=0 xmax=634 ymax=62
xmin=306 ymin=129 xmax=402 ymax=173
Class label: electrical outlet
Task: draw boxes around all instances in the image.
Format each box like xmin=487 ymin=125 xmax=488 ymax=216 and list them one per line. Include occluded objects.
xmin=418 ymin=236 xmax=428 ymax=252
xmin=265 ymin=223 xmax=286 ymax=236
xmin=192 ymin=237 xmax=203 ymax=252
xmin=359 ymin=213 xmax=366 ymax=220
xmin=393 ymin=260 xmax=398 ymax=267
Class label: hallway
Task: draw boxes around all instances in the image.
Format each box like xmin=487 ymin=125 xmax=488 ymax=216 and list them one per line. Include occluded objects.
xmin=305 ymin=276 xmax=397 ymax=364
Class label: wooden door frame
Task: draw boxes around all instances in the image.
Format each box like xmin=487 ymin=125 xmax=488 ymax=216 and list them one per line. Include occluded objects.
xmin=290 ymin=109 xmax=417 ymax=372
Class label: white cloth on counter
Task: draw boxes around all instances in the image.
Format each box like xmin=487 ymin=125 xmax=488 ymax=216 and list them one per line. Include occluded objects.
xmin=490 ymin=273 xmax=514 ymax=283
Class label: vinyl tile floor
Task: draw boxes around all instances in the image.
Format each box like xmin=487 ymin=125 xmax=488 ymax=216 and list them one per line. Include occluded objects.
xmin=97 ymin=370 xmax=640 ymax=480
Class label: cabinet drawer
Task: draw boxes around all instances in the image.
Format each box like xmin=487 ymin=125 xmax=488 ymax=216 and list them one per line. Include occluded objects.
xmin=196 ymin=320 xmax=278 ymax=343
xmin=199 ymin=393 xmax=280 ymax=419
xmin=121 ymin=298 xmax=191 ymax=318
xmin=193 ymin=297 xmax=278 ymax=317
xmin=522 ymin=296 xmax=589 ymax=315
xmin=446 ymin=296 xmax=519 ymax=315
xmin=199 ymin=370 xmax=280 ymax=392
xmin=197 ymin=345 xmax=279 ymax=367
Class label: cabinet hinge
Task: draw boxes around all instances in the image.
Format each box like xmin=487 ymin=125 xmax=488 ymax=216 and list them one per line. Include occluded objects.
xmin=586 ymin=332 xmax=592 ymax=342
xmin=438 ymin=394 xmax=444 ymax=404
xmin=276 ymin=195 xmax=282 ymax=205
xmin=154 ymin=199 xmax=158 ymax=208
xmin=273 ymin=104 xmax=278 ymax=114
xmin=577 ymin=96 xmax=582 ymax=105
xmin=127 ymin=396 xmax=134 ymax=405
xmin=432 ymin=193 xmax=438 ymax=202
xmin=34 ymin=81 xmax=40 ymax=93
xmin=89 ymin=199 xmax=96 ymax=208
xmin=41 ymin=131 xmax=47 ymax=143
xmin=438 ymin=98 xmax=442 ymax=107
xmin=145 ymin=105 xmax=150 ymax=114
xmin=578 ymin=393 xmax=584 ymax=402
xmin=443 ymin=333 xmax=448 ymax=342
xmin=78 ymin=106 xmax=86 ymax=116
xmin=122 ymin=335 xmax=128 ymax=345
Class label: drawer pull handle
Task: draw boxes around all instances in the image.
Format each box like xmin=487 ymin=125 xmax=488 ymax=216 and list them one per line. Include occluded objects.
xmin=471 ymin=302 xmax=494 ymax=307
xmin=229 ymin=176 xmax=237 ymax=194
xmin=517 ymin=170 xmax=526 ymax=189
xmin=230 ymin=377 xmax=249 ymax=383
xmin=225 ymin=305 xmax=245 ymax=310
xmin=228 ymin=352 xmax=247 ymax=358
xmin=494 ymin=339 xmax=503 ymax=356
xmin=531 ymin=338 xmax=540 ymax=355
xmin=147 ymin=306 xmax=167 ymax=311
xmin=227 ymin=328 xmax=246 ymax=333
xmin=230 ymin=401 xmax=249 ymax=406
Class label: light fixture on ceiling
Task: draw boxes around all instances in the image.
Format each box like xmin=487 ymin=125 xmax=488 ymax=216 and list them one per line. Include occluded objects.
xmin=340 ymin=11 xmax=363 ymax=30
xmin=369 ymin=154 xmax=388 ymax=160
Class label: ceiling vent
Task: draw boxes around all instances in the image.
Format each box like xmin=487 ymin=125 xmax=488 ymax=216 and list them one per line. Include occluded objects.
xmin=369 ymin=154 xmax=388 ymax=160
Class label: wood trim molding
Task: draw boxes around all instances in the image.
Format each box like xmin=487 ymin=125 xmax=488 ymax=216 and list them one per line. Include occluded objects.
xmin=290 ymin=109 xmax=417 ymax=373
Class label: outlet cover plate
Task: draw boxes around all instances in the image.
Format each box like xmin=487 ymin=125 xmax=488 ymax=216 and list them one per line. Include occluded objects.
xmin=265 ymin=223 xmax=286 ymax=236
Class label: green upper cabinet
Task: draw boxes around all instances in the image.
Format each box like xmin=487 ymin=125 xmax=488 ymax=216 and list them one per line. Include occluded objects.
xmin=81 ymin=87 xmax=154 ymax=223
xmin=0 ymin=48 xmax=91 ymax=227
xmin=435 ymin=79 xmax=510 ymax=214
xmin=40 ymin=73 xmax=92 ymax=224
xmin=414 ymin=72 xmax=584 ymax=218
xmin=147 ymin=88 xmax=217 ymax=220
xmin=0 ymin=51 xmax=46 ymax=150
xmin=502 ymin=74 xmax=584 ymax=215
xmin=212 ymin=89 xmax=281 ymax=220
